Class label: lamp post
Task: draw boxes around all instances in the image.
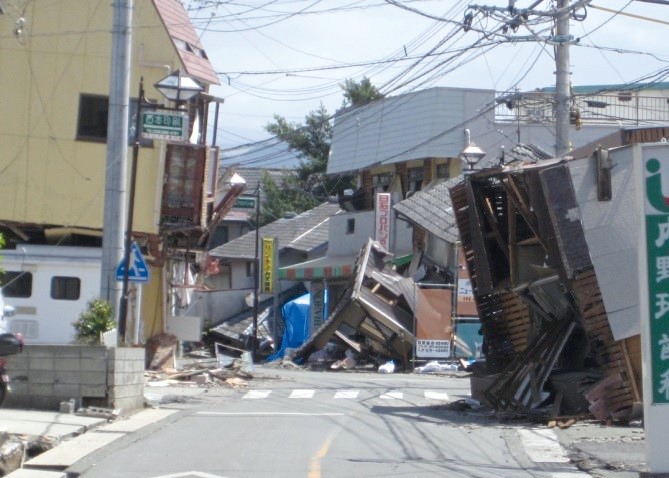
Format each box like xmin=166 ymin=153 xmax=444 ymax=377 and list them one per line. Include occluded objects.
xmin=118 ymin=70 xmax=203 ymax=344
xmin=154 ymin=69 xmax=203 ymax=105
xmin=460 ymin=129 xmax=486 ymax=175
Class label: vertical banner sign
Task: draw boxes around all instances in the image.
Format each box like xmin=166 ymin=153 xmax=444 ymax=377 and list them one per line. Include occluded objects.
xmin=643 ymin=150 xmax=669 ymax=404
xmin=375 ymin=193 xmax=391 ymax=250
xmin=261 ymin=237 xmax=275 ymax=294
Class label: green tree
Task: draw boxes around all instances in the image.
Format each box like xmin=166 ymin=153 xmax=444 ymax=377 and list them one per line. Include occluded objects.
xmin=257 ymin=171 xmax=318 ymax=226
xmin=260 ymin=78 xmax=384 ymax=225
xmin=340 ymin=77 xmax=383 ymax=108
xmin=72 ymin=298 xmax=116 ymax=345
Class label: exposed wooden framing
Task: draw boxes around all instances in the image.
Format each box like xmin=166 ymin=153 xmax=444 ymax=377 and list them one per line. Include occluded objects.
xmin=620 ymin=339 xmax=641 ymax=402
xmin=500 ymin=177 xmax=551 ymax=254
xmin=481 ymin=196 xmax=510 ymax=260
xmin=508 ymin=197 xmax=518 ymax=286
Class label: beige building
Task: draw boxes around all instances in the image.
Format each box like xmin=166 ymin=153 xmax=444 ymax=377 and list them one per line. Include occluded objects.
xmin=0 ymin=0 xmax=221 ymax=341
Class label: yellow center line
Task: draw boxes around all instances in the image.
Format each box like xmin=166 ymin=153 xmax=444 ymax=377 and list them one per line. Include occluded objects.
xmin=309 ymin=433 xmax=334 ymax=478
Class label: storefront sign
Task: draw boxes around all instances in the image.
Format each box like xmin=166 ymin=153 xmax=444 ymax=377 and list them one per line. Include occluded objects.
xmin=261 ymin=237 xmax=275 ymax=294
xmin=141 ymin=110 xmax=188 ymax=141
xmin=416 ymin=339 xmax=451 ymax=358
xmin=457 ymin=279 xmax=474 ymax=302
xmin=642 ymin=149 xmax=669 ymax=404
xmin=234 ymin=197 xmax=256 ymax=209
xmin=375 ymin=192 xmax=391 ymax=250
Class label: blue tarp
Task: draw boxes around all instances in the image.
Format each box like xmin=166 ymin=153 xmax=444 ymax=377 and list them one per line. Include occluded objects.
xmin=268 ymin=293 xmax=311 ymax=361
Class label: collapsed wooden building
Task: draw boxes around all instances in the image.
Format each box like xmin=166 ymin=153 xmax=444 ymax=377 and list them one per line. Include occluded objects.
xmin=450 ymin=152 xmax=641 ymax=419
xmin=292 ymin=239 xmax=416 ymax=368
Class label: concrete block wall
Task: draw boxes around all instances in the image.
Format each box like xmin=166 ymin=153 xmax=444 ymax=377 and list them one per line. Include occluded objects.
xmin=4 ymin=345 xmax=145 ymax=415
xmin=107 ymin=347 xmax=145 ymax=413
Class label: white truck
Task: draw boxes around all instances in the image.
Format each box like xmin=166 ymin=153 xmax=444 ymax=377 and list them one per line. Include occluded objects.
xmin=0 ymin=245 xmax=101 ymax=344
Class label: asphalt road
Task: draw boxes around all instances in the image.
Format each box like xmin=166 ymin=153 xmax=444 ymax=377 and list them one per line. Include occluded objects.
xmin=70 ymin=368 xmax=604 ymax=478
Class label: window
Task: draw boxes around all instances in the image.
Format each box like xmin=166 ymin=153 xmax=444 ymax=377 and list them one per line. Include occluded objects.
xmin=436 ymin=163 xmax=450 ymax=179
xmin=372 ymin=173 xmax=392 ymax=193
xmin=76 ymin=94 xmax=151 ymax=145
xmin=246 ymin=261 xmax=255 ymax=277
xmin=161 ymin=144 xmax=206 ymax=225
xmin=77 ymin=94 xmax=108 ymax=141
xmin=51 ymin=276 xmax=81 ymax=301
xmin=210 ymin=225 xmax=229 ymax=249
xmin=346 ymin=218 xmax=355 ymax=234
xmin=0 ymin=271 xmax=32 ymax=298
xmin=407 ymin=167 xmax=424 ymax=194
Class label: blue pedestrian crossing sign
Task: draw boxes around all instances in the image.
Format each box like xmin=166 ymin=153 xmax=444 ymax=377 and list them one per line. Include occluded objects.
xmin=116 ymin=242 xmax=150 ymax=283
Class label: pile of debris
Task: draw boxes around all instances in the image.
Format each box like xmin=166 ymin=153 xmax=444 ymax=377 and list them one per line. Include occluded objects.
xmin=145 ymin=346 xmax=254 ymax=390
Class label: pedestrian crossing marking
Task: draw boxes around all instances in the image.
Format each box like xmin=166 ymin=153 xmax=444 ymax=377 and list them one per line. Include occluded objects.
xmin=243 ymin=390 xmax=272 ymax=399
xmin=239 ymin=389 xmax=451 ymax=401
xmin=334 ymin=390 xmax=359 ymax=399
xmin=289 ymin=389 xmax=315 ymax=399
xmin=424 ymin=391 xmax=449 ymax=401
xmin=379 ymin=392 xmax=403 ymax=400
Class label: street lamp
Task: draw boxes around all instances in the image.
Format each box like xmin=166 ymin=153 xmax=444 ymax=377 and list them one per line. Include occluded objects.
xmin=460 ymin=129 xmax=486 ymax=172
xmin=118 ymin=71 xmax=203 ymax=344
xmin=154 ymin=69 xmax=203 ymax=105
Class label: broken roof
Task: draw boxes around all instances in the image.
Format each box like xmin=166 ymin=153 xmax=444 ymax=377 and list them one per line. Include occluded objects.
xmin=209 ymin=202 xmax=342 ymax=260
xmin=393 ymin=177 xmax=462 ymax=244
xmin=152 ymin=0 xmax=219 ymax=85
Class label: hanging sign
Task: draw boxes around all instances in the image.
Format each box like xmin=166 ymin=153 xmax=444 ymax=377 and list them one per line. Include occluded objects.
xmin=261 ymin=237 xmax=276 ymax=294
xmin=141 ymin=110 xmax=188 ymax=141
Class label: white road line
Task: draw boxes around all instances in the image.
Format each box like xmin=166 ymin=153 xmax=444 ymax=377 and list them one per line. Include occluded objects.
xmin=379 ymin=392 xmax=403 ymax=400
xmin=196 ymin=412 xmax=345 ymax=417
xmin=243 ymin=390 xmax=272 ymax=399
xmin=518 ymin=429 xmax=570 ymax=463
xmin=334 ymin=390 xmax=359 ymax=399
xmin=424 ymin=390 xmax=449 ymax=401
xmin=548 ymin=473 xmax=592 ymax=477
xmin=289 ymin=389 xmax=315 ymax=399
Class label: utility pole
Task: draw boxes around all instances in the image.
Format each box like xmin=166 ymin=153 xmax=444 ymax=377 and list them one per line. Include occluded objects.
xmin=252 ymin=186 xmax=261 ymax=362
xmin=101 ymin=0 xmax=133 ymax=322
xmin=464 ymin=1 xmax=583 ymax=157
xmin=555 ymin=0 xmax=571 ymax=156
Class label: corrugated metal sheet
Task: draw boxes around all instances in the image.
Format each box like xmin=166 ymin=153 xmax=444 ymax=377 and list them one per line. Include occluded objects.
xmin=568 ymin=147 xmax=640 ymax=340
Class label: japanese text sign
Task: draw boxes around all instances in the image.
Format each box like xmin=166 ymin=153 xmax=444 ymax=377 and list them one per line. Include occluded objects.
xmin=261 ymin=237 xmax=275 ymax=294
xmin=375 ymin=192 xmax=391 ymax=250
xmin=642 ymin=148 xmax=669 ymax=404
xmin=141 ymin=110 xmax=188 ymax=141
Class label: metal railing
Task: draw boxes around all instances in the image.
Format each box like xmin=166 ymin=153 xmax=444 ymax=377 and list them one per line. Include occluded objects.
xmin=495 ymin=92 xmax=669 ymax=125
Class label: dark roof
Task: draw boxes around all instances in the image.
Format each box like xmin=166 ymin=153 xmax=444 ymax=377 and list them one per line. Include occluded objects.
xmin=152 ymin=0 xmax=219 ymax=85
xmin=220 ymin=168 xmax=294 ymax=192
xmin=210 ymin=202 xmax=342 ymax=259
xmin=219 ymin=141 xmax=302 ymax=169
xmin=393 ymin=177 xmax=462 ymax=243
xmin=506 ymin=143 xmax=553 ymax=162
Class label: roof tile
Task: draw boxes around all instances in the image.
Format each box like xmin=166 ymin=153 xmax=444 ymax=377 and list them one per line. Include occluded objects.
xmin=152 ymin=0 xmax=220 ymax=85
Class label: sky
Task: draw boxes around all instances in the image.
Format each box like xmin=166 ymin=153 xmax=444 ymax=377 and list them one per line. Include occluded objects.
xmin=186 ymin=0 xmax=669 ymax=165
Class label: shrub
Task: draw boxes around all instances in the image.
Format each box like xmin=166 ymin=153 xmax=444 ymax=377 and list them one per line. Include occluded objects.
xmin=72 ymin=298 xmax=116 ymax=344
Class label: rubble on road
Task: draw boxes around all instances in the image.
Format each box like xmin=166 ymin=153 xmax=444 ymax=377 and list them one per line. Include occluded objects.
xmin=144 ymin=355 xmax=254 ymax=390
